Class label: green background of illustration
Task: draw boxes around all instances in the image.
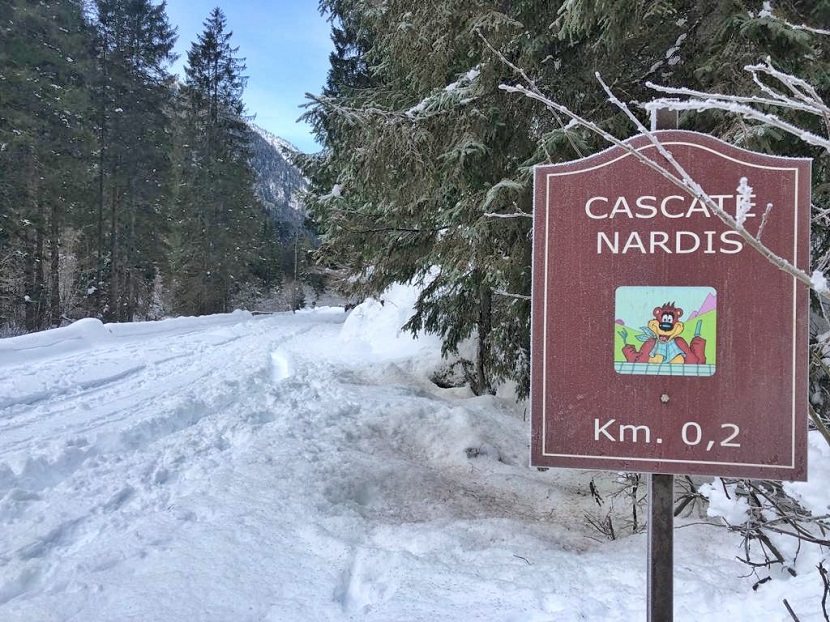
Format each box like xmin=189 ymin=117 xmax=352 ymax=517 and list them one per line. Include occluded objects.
xmin=614 ymin=286 xmax=717 ymax=365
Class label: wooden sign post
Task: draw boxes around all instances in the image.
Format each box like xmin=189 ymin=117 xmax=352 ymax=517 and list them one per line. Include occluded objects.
xmin=530 ymin=122 xmax=811 ymax=620
xmin=648 ymin=108 xmax=677 ymax=622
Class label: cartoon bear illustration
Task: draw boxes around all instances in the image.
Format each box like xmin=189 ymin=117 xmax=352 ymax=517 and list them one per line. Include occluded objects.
xmin=621 ymin=302 xmax=706 ymax=364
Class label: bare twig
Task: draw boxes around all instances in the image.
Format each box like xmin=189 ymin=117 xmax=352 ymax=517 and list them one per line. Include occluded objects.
xmin=593 ymin=72 xmax=819 ymax=295
xmin=496 ymin=59 xmax=826 ymax=300
xmin=819 ymin=561 xmax=830 ymax=622
xmin=783 ymin=598 xmax=802 ymax=622
xmin=476 ymin=30 xmax=585 ymax=159
xmin=756 ymin=203 xmax=774 ymax=242
xmin=646 ymin=58 xmax=830 ymax=130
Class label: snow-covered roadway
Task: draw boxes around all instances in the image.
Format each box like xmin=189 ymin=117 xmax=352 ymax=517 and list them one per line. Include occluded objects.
xmin=1 ymin=288 xmax=828 ymax=621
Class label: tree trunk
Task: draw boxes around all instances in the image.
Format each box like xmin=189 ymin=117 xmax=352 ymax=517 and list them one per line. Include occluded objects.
xmin=33 ymin=210 xmax=45 ymax=331
xmin=474 ymin=284 xmax=494 ymax=396
xmin=97 ymin=54 xmax=107 ymax=315
xmin=125 ymin=181 xmax=135 ymax=321
xmin=109 ymin=181 xmax=118 ymax=321
xmin=49 ymin=201 xmax=61 ymax=327
xmin=23 ymin=232 xmax=36 ymax=332
xmin=24 ymin=150 xmax=46 ymax=331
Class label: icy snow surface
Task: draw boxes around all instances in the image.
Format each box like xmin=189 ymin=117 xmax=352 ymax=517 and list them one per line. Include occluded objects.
xmin=0 ymin=289 xmax=828 ymax=621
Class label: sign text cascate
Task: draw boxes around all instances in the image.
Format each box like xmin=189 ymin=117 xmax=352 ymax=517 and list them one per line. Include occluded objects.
xmin=584 ymin=192 xmax=755 ymax=255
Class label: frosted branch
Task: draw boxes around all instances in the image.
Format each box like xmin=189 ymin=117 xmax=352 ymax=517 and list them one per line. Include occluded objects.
xmin=756 ymin=202 xmax=773 ymax=242
xmin=498 ymin=66 xmax=824 ymax=298
xmin=765 ymin=7 xmax=830 ymax=37
xmin=493 ymin=289 xmax=531 ymax=301
xmin=736 ymin=177 xmax=754 ymax=227
xmin=643 ymin=82 xmax=818 ymax=115
xmin=788 ymin=22 xmax=830 ymax=36
xmin=594 ymin=72 xmax=818 ymax=294
xmin=483 ymin=212 xmax=533 ymax=219
xmin=645 ymin=59 xmax=830 ymax=152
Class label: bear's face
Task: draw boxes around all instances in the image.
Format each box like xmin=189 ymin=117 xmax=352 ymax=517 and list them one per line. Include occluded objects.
xmin=649 ymin=303 xmax=684 ymax=342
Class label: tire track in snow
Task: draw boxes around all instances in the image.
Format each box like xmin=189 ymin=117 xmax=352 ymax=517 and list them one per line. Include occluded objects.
xmin=0 ymin=319 xmax=316 ymax=490
xmin=0 ymin=363 xmax=147 ymax=410
xmin=0 ymin=315 xmax=331 ymax=608
xmin=0 ymin=318 xmax=309 ymax=451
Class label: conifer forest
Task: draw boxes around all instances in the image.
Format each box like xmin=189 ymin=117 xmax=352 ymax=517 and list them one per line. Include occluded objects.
xmin=4 ymin=0 xmax=830 ymax=408
xmin=1 ymin=1 xmax=291 ymax=333
xmin=301 ymin=0 xmax=830 ymax=402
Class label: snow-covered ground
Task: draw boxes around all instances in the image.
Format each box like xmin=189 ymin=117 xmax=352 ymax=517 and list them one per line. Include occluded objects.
xmin=0 ymin=285 xmax=827 ymax=621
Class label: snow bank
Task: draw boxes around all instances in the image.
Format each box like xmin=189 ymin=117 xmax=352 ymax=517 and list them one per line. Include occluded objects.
xmin=339 ymin=282 xmax=443 ymax=364
xmin=0 ymin=318 xmax=111 ymax=365
xmin=785 ymin=432 xmax=830 ymax=516
xmin=0 ymin=311 xmax=254 ymax=367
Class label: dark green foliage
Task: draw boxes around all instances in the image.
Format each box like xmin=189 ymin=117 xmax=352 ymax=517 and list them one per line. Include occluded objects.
xmin=304 ymin=0 xmax=830 ymax=398
xmin=0 ymin=0 xmax=94 ymax=331
xmin=0 ymin=2 xmax=298 ymax=331
xmin=89 ymin=0 xmax=177 ymax=322
xmin=169 ymin=8 xmax=263 ymax=316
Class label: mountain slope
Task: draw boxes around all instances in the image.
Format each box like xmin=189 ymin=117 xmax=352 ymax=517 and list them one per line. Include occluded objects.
xmin=248 ymin=124 xmax=308 ymax=239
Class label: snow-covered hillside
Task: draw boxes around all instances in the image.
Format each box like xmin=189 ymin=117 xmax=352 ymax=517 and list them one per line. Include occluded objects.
xmin=252 ymin=123 xmax=301 ymax=161
xmin=249 ymin=124 xmax=307 ymax=232
xmin=0 ymin=285 xmax=827 ymax=621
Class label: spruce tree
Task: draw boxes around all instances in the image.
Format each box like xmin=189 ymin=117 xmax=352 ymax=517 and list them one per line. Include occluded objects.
xmin=89 ymin=0 xmax=176 ymax=321
xmin=304 ymin=0 xmax=541 ymax=395
xmin=171 ymin=7 xmax=261 ymax=315
xmin=305 ymin=0 xmax=830 ymax=397
xmin=0 ymin=0 xmax=94 ymax=331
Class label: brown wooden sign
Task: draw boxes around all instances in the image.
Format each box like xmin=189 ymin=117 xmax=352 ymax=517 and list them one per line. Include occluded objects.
xmin=531 ymin=130 xmax=809 ymax=480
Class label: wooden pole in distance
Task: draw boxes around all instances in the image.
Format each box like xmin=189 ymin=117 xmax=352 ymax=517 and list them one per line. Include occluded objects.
xmin=648 ymin=106 xmax=677 ymax=622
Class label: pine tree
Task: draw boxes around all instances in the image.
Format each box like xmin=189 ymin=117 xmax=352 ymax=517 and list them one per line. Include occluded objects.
xmin=305 ymin=0 xmax=830 ymax=398
xmin=171 ymin=8 xmax=261 ymax=315
xmin=304 ymin=0 xmax=541 ymax=395
xmin=89 ymin=0 xmax=176 ymax=322
xmin=0 ymin=0 xmax=94 ymax=331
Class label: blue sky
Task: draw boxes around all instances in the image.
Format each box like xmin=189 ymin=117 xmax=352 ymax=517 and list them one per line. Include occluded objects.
xmin=164 ymin=1 xmax=333 ymax=153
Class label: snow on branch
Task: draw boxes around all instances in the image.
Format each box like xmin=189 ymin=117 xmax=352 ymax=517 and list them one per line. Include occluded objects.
xmin=813 ymin=270 xmax=830 ymax=296
xmin=736 ymin=177 xmax=754 ymax=227
xmin=481 ymin=178 xmax=527 ymax=215
xmin=490 ymin=43 xmax=829 ymax=298
xmin=483 ymin=211 xmax=532 ymax=219
xmin=406 ymin=67 xmax=481 ymax=119
xmin=786 ymin=21 xmax=830 ymax=37
xmin=645 ymin=58 xmax=830 ymax=148
xmin=303 ymin=93 xmax=412 ymax=126
xmin=493 ymin=289 xmax=531 ymax=301
xmin=758 ymin=0 xmax=830 ymax=36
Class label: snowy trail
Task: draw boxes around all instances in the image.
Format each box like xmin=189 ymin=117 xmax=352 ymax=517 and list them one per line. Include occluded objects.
xmin=0 ymin=301 xmax=827 ymax=621
xmin=0 ymin=311 xmax=337 ymax=617
xmin=0 ymin=308 xmax=600 ymax=621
